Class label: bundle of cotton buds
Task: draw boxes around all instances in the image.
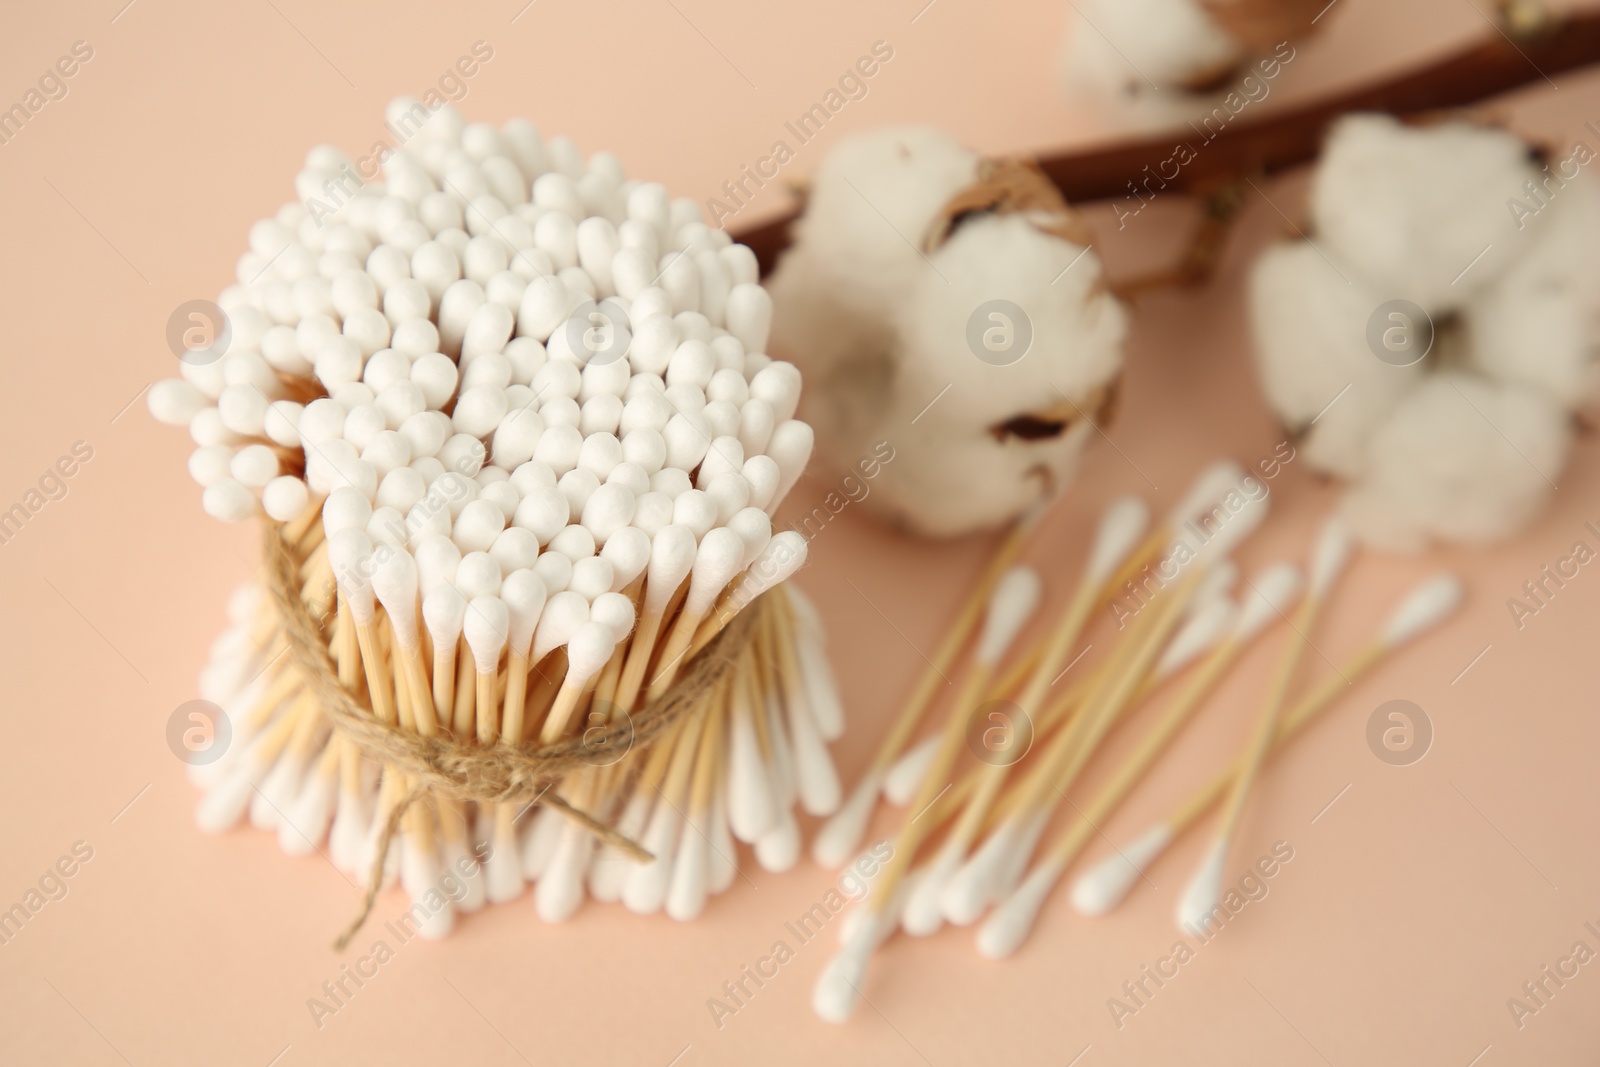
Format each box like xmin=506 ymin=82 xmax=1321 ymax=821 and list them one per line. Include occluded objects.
xmin=1249 ymin=113 xmax=1596 ymax=550
xmin=1060 ymin=0 xmax=1324 ymax=125
xmin=767 ymin=126 xmax=1127 ymax=538
xmin=152 ymin=99 xmax=846 ymax=933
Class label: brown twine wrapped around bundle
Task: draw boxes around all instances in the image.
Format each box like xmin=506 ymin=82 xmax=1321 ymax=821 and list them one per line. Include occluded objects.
xmin=261 ymin=525 xmax=767 ymax=948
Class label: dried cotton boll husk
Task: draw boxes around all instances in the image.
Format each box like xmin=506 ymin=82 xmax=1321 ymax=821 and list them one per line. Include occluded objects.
xmin=1465 ymin=169 xmax=1600 ymax=410
xmin=1248 ymin=241 xmax=1425 ymax=479
xmin=1342 ymin=373 xmax=1570 ymax=552
xmin=1310 ymin=114 xmax=1543 ymax=313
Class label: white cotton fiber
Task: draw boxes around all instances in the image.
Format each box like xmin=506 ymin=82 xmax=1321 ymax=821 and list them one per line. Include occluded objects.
xmin=774 ymin=127 xmax=979 ymax=320
xmin=1466 ymin=169 xmax=1600 ymax=409
xmin=769 ymin=129 xmax=1127 ymax=538
xmin=1310 ymin=114 xmax=1541 ymax=312
xmin=1248 ymin=240 xmax=1425 ymax=478
xmin=1341 ymin=373 xmax=1569 ymax=552
xmin=1062 ymin=0 xmax=1242 ymax=101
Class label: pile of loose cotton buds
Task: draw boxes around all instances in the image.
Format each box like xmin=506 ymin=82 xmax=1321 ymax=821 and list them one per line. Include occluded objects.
xmin=150 ymin=99 xmax=847 ymax=934
xmin=803 ymin=463 xmax=1462 ymax=1023
xmin=1059 ymin=0 xmax=1326 ymax=126
xmin=767 ymin=127 xmax=1127 ymax=539
xmin=1250 ymin=113 xmax=1598 ymax=551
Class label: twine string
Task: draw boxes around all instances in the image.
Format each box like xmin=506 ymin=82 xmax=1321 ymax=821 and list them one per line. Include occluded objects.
xmin=262 ymin=526 xmax=763 ymax=948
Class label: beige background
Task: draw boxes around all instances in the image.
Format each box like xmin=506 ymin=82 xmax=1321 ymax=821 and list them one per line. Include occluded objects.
xmin=1 ymin=0 xmax=1597 ymax=1064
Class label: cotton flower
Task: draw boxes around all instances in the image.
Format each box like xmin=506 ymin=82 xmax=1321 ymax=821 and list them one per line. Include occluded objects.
xmin=1309 ymin=113 xmax=1540 ymax=312
xmin=1060 ymin=0 xmax=1322 ymax=126
xmin=1249 ymin=113 xmax=1591 ymax=550
xmin=1340 ymin=373 xmax=1568 ymax=551
xmin=769 ymin=128 xmax=1126 ymax=538
xmin=1248 ymin=241 xmax=1425 ymax=479
xmin=1467 ymin=169 xmax=1600 ymax=409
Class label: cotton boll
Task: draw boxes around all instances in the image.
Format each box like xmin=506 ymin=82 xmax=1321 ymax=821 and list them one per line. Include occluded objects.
xmin=772 ymin=128 xmax=980 ymax=324
xmin=1466 ymin=170 xmax=1600 ymax=409
xmin=1311 ymin=114 xmax=1541 ymax=312
xmin=1342 ymin=372 xmax=1570 ymax=550
xmin=829 ymin=212 xmax=1124 ymax=537
xmin=1061 ymin=0 xmax=1242 ymax=111
xmin=1248 ymin=241 xmax=1425 ymax=478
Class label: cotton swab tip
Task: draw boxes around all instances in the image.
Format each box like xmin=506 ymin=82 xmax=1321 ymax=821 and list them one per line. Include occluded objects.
xmin=976 ymin=859 xmax=1064 ymax=960
xmin=1236 ymin=563 xmax=1304 ymax=641
xmin=1166 ymin=460 xmax=1246 ymax=531
xmin=463 ymin=596 xmax=510 ymax=670
xmin=813 ymin=934 xmax=871 ymax=1024
xmin=1308 ymin=515 xmax=1356 ymax=599
xmin=565 ymin=621 xmax=618 ymax=679
xmin=1157 ymin=596 xmax=1238 ymax=677
xmin=1070 ymin=824 xmax=1172 ymax=916
xmin=1086 ymin=495 xmax=1150 ymax=582
xmin=941 ymin=819 xmax=1020 ymax=926
xmin=883 ymin=734 xmax=940 ymax=806
xmin=812 ymin=771 xmax=884 ymax=870
xmin=976 ymin=565 xmax=1043 ymax=664
xmin=901 ymin=846 xmax=963 ymax=937
xmin=422 ymin=585 xmax=467 ymax=641
xmin=1381 ymin=573 xmax=1463 ymax=647
xmin=1177 ymin=838 xmax=1229 ymax=934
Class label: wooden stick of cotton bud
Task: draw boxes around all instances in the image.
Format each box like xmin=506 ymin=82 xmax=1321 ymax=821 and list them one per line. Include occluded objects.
xmin=814 ymin=506 xmax=1052 ymax=857
xmin=614 ymin=525 xmax=697 ymax=713
xmin=327 ymin=529 xmax=396 ymax=725
xmin=1175 ymin=516 xmax=1353 ymax=934
xmin=812 ymin=565 xmax=1042 ymax=1025
xmin=690 ymin=530 xmax=809 ymax=657
xmin=647 ymin=526 xmax=749 ymax=699
xmin=463 ymin=595 xmax=511 ymax=745
xmin=372 ymin=547 xmax=439 ymax=735
xmin=1070 ymin=573 xmax=1464 ymax=919
xmin=975 ymin=563 xmax=1302 ymax=959
xmin=498 ymin=569 xmax=548 ymax=745
xmin=893 ymin=497 xmax=1150 ymax=921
